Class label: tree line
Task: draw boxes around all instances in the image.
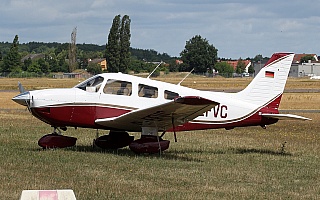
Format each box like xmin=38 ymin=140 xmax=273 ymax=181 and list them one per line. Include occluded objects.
xmin=0 ymin=14 xmax=284 ymax=77
xmin=0 ymin=39 xmax=179 ymax=76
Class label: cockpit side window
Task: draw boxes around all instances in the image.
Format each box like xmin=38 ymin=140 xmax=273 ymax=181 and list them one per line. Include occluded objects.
xmin=138 ymin=84 xmax=158 ymax=98
xmin=103 ymin=79 xmax=132 ymax=96
xmin=75 ymin=76 xmax=104 ymax=92
xmin=164 ymin=90 xmax=179 ymax=100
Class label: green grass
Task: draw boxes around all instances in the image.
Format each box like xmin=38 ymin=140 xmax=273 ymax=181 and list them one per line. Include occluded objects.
xmin=2 ymin=76 xmax=320 ymax=199
xmin=0 ymin=110 xmax=319 ymax=199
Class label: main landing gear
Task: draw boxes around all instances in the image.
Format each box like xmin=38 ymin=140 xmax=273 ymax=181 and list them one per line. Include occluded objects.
xmin=38 ymin=127 xmax=171 ymax=154
xmin=129 ymin=135 xmax=170 ymax=154
xmin=94 ymin=130 xmax=134 ymax=149
xmin=38 ymin=127 xmax=77 ymax=149
xmin=129 ymin=127 xmax=171 ymax=154
xmin=94 ymin=129 xmax=170 ymax=154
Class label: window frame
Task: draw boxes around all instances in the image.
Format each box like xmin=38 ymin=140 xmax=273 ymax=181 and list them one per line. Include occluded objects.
xmin=103 ymin=79 xmax=132 ymax=96
xmin=138 ymin=84 xmax=158 ymax=98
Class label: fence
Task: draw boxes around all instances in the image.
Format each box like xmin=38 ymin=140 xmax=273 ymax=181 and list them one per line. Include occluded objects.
xmin=0 ymin=72 xmax=92 ymax=79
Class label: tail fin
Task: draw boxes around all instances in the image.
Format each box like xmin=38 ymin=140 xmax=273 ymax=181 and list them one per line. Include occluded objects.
xmin=236 ymin=53 xmax=294 ymax=106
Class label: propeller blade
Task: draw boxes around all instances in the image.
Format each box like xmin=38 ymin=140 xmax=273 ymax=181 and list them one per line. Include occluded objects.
xmin=18 ymin=82 xmax=26 ymax=93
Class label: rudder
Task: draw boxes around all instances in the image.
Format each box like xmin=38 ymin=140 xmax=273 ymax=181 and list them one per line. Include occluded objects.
xmin=236 ymin=53 xmax=294 ymax=107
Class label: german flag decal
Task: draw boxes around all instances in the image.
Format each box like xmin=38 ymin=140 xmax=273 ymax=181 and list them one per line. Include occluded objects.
xmin=265 ymin=71 xmax=274 ymax=78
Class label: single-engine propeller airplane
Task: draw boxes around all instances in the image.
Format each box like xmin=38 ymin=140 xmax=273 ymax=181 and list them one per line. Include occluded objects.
xmin=12 ymin=52 xmax=311 ymax=153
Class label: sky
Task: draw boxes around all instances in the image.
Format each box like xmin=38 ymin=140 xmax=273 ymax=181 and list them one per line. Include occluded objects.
xmin=1 ymin=0 xmax=320 ymax=59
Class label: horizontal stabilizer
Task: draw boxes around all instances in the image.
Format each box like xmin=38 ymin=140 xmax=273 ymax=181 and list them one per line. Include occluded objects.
xmin=261 ymin=113 xmax=311 ymax=121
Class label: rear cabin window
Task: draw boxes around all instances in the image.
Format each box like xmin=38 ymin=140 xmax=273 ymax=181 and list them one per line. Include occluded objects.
xmin=138 ymin=84 xmax=158 ymax=98
xmin=103 ymin=79 xmax=132 ymax=96
xmin=164 ymin=90 xmax=179 ymax=100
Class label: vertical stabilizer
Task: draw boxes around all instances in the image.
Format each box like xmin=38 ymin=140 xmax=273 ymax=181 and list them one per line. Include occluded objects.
xmin=236 ymin=53 xmax=294 ymax=106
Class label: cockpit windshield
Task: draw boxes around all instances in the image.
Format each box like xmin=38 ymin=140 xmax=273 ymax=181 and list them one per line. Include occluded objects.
xmin=75 ymin=76 xmax=104 ymax=92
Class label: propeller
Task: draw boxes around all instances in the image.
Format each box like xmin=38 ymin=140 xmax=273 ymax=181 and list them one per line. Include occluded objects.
xmin=25 ymin=95 xmax=32 ymax=113
xmin=18 ymin=82 xmax=26 ymax=93
xmin=12 ymin=82 xmax=32 ymax=112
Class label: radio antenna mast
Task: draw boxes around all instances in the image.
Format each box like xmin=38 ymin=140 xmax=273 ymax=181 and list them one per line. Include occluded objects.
xmin=147 ymin=61 xmax=163 ymax=79
xmin=178 ymin=68 xmax=194 ymax=85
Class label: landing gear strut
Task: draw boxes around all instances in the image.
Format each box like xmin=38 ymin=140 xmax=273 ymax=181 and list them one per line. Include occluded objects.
xmin=38 ymin=127 xmax=77 ymax=149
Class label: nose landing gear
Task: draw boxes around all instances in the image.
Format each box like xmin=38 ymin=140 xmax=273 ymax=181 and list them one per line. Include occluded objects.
xmin=38 ymin=127 xmax=77 ymax=149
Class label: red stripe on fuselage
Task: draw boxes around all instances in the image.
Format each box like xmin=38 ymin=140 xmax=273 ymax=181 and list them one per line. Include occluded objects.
xmin=171 ymin=111 xmax=278 ymax=131
xmin=168 ymin=95 xmax=281 ymax=132
xmin=31 ymin=105 xmax=131 ymax=128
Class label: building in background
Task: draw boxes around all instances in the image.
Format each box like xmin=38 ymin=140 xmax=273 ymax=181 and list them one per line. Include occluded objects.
xmin=289 ymin=54 xmax=320 ymax=77
xmin=88 ymin=58 xmax=107 ymax=71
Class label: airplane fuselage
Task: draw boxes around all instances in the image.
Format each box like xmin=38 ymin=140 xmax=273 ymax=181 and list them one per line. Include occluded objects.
xmin=22 ymin=73 xmax=279 ymax=132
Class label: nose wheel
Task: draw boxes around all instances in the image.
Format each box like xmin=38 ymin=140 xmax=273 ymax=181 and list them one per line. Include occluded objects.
xmin=38 ymin=127 xmax=77 ymax=149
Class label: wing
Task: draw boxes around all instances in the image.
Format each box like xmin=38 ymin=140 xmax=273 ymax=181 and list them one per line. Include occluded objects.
xmin=95 ymin=96 xmax=219 ymax=131
xmin=261 ymin=113 xmax=311 ymax=121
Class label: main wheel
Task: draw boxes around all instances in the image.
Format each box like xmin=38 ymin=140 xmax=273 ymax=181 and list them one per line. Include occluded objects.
xmin=129 ymin=136 xmax=170 ymax=154
xmin=94 ymin=131 xmax=134 ymax=149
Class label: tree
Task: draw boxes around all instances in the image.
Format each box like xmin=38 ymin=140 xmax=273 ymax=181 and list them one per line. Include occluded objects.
xmin=180 ymin=35 xmax=218 ymax=73
xmin=37 ymin=58 xmax=50 ymax=74
xmin=252 ymin=54 xmax=270 ymax=63
xmin=68 ymin=27 xmax=77 ymax=72
xmin=22 ymin=57 xmax=32 ymax=71
xmin=2 ymin=35 xmax=21 ymax=72
xmin=214 ymin=61 xmax=234 ymax=77
xmin=55 ymin=43 xmax=69 ymax=55
xmin=27 ymin=62 xmax=42 ymax=74
xmin=235 ymin=58 xmax=246 ymax=74
xmin=168 ymin=59 xmax=180 ymax=72
xmin=48 ymin=57 xmax=60 ymax=72
xmin=119 ymin=15 xmax=131 ymax=73
xmin=106 ymin=15 xmax=121 ymax=72
xmin=56 ymin=49 xmax=69 ymax=72
xmin=300 ymin=54 xmax=315 ymax=63
xmin=106 ymin=15 xmax=131 ymax=73
xmin=253 ymin=54 xmax=263 ymax=62
xmin=86 ymin=62 xmax=102 ymax=75
xmin=248 ymin=64 xmax=254 ymax=74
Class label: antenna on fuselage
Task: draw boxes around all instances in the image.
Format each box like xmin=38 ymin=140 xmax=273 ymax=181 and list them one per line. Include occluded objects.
xmin=147 ymin=61 xmax=163 ymax=79
xmin=178 ymin=68 xmax=194 ymax=86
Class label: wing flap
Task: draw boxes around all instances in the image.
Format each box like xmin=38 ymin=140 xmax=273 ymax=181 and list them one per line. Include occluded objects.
xmin=95 ymin=96 xmax=219 ymax=131
xmin=261 ymin=113 xmax=311 ymax=121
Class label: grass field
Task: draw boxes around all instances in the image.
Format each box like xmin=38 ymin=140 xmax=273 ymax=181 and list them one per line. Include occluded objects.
xmin=1 ymin=76 xmax=320 ymax=199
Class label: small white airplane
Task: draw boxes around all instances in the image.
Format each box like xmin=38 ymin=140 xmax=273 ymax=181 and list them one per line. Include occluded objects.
xmin=12 ymin=53 xmax=311 ymax=153
xmin=310 ymin=75 xmax=320 ymax=79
